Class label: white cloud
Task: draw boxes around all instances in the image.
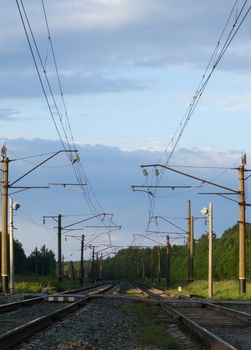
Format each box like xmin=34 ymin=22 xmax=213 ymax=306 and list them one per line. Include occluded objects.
xmin=50 ymin=0 xmax=149 ymax=32
xmin=0 ymin=137 xmax=243 ymax=257
xmin=202 ymin=93 xmax=251 ymax=112
xmin=0 ymin=108 xmax=19 ymax=121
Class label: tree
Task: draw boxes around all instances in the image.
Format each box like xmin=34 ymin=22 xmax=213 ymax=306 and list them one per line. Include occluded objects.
xmin=27 ymin=245 xmax=56 ymax=275
xmin=13 ymin=239 xmax=27 ymax=273
xmin=0 ymin=234 xmax=27 ymax=274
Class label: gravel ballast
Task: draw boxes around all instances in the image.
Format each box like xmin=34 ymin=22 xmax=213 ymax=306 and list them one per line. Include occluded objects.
xmin=17 ymin=297 xmax=145 ymax=350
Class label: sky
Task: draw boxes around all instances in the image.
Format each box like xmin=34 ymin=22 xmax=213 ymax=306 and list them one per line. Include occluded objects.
xmin=1 ymin=0 xmax=251 ymax=260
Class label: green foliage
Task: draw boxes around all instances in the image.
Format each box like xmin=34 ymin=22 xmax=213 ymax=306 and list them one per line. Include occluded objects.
xmin=14 ymin=239 xmax=27 ymax=273
xmin=103 ymin=224 xmax=251 ymax=283
xmin=26 ymin=245 xmax=56 ymax=275
xmin=168 ymin=279 xmax=251 ymax=300
xmin=11 ymin=275 xmax=92 ymax=293
xmin=0 ymin=234 xmax=27 ymax=273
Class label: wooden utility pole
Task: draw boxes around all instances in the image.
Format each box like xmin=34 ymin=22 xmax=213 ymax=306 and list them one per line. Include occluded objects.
xmin=239 ymin=156 xmax=246 ymax=294
xmin=157 ymin=246 xmax=160 ymax=282
xmin=99 ymin=253 xmax=103 ymax=280
xmin=92 ymin=246 xmax=95 ymax=283
xmin=80 ymin=234 xmax=85 ymax=286
xmin=58 ymin=214 xmax=62 ymax=283
xmin=142 ymin=259 xmax=145 ymax=281
xmin=96 ymin=252 xmax=99 ymax=280
xmin=35 ymin=247 xmax=38 ymax=276
xmin=1 ymin=154 xmax=9 ymax=294
xmin=151 ymin=250 xmax=153 ymax=281
xmin=166 ymin=235 xmax=170 ymax=286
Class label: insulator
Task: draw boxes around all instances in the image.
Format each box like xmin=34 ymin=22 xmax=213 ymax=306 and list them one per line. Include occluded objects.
xmin=154 ymin=168 xmax=160 ymax=176
xmin=142 ymin=168 xmax=148 ymax=176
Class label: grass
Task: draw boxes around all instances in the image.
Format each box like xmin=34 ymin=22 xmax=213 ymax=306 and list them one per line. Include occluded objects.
xmin=122 ymin=302 xmax=180 ymax=349
xmin=164 ymin=280 xmax=251 ymax=300
xmin=0 ymin=274 xmax=92 ymax=294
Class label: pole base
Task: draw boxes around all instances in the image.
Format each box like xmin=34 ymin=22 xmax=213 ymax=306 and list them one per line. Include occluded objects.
xmin=239 ymin=278 xmax=246 ymax=295
xmin=2 ymin=276 xmax=9 ymax=295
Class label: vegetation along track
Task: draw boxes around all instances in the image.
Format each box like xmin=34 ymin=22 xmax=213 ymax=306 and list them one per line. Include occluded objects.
xmin=0 ymin=283 xmax=116 ymax=350
xmin=138 ymin=283 xmax=251 ymax=349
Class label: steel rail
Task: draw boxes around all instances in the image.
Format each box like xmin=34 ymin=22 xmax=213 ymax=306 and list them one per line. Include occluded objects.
xmin=0 ymin=282 xmax=110 ymax=315
xmin=136 ymin=283 xmax=240 ymax=349
xmin=0 ymin=283 xmax=116 ymax=350
xmin=159 ymin=301 xmax=237 ymax=350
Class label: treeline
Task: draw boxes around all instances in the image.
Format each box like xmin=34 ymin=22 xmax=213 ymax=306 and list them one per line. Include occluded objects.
xmin=0 ymin=235 xmax=56 ymax=275
xmin=102 ymin=224 xmax=251 ymax=281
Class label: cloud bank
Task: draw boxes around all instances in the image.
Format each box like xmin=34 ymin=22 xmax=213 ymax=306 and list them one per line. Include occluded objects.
xmin=0 ymin=138 xmax=243 ymax=258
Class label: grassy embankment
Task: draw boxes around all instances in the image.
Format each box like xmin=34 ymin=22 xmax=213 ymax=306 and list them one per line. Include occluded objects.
xmin=1 ymin=276 xmax=251 ymax=300
xmin=150 ymin=279 xmax=251 ymax=300
xmin=0 ymin=275 xmax=92 ymax=294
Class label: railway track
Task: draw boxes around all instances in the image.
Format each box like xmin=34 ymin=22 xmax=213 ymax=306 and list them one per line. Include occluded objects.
xmin=3 ymin=281 xmax=251 ymax=349
xmin=138 ymin=283 xmax=251 ymax=349
xmin=0 ymin=283 xmax=116 ymax=350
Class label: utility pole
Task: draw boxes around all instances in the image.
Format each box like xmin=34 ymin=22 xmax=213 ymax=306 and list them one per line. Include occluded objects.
xmin=157 ymin=246 xmax=160 ymax=282
xmin=151 ymin=250 xmax=153 ymax=281
xmin=80 ymin=234 xmax=85 ymax=286
xmin=201 ymin=203 xmax=213 ymax=298
xmin=1 ymin=152 xmax=9 ymax=294
xmin=166 ymin=235 xmax=170 ymax=286
xmin=141 ymin=157 xmax=250 ymax=295
xmin=1 ymin=147 xmax=74 ymax=294
xmin=96 ymin=252 xmax=99 ymax=280
xmin=142 ymin=259 xmax=145 ymax=281
xmin=35 ymin=247 xmax=38 ymax=276
xmin=92 ymin=245 xmax=95 ymax=283
xmin=99 ymin=253 xmax=103 ymax=280
xmin=208 ymin=203 xmax=213 ymax=299
xmin=9 ymin=198 xmax=20 ymax=293
xmin=58 ymin=214 xmax=62 ymax=283
xmin=239 ymin=156 xmax=246 ymax=294
xmin=187 ymin=200 xmax=194 ymax=281
xmin=43 ymin=214 xmax=63 ymax=283
xmin=9 ymin=197 xmax=14 ymax=294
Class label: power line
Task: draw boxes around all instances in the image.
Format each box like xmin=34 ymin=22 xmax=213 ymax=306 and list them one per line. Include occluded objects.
xmin=16 ymin=0 xmax=116 ymax=227
xmin=146 ymin=1 xmax=251 ymax=222
xmin=160 ymin=0 xmax=250 ymax=167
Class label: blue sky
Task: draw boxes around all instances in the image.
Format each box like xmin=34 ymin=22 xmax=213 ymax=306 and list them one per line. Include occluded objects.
xmin=1 ymin=1 xmax=251 ymax=259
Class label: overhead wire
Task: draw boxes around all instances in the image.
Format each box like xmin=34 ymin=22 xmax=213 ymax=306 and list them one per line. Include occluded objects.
xmin=16 ymin=0 xmax=116 ymax=232
xmin=146 ymin=1 xmax=251 ymax=224
xmin=15 ymin=0 xmax=122 ymax=259
xmin=40 ymin=0 xmax=106 ymax=216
